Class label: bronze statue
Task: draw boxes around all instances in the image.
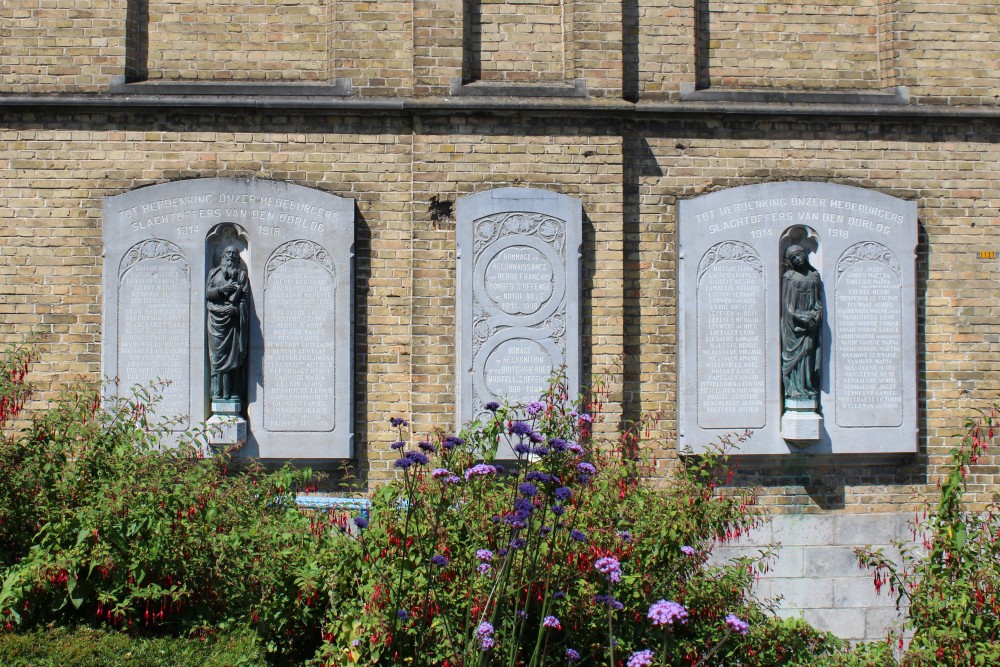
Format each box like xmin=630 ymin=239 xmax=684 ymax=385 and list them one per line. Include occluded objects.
xmin=206 ymin=246 xmax=248 ymax=401
xmin=781 ymin=245 xmax=822 ymax=400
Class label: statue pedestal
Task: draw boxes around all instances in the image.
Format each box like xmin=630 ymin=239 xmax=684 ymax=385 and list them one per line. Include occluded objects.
xmin=782 ymin=397 xmax=822 ymax=443
xmin=207 ymin=399 xmax=247 ymax=448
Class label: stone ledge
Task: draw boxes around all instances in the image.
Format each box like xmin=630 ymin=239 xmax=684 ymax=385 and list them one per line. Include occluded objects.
xmin=110 ymin=78 xmax=353 ymax=97
xmin=448 ymin=78 xmax=587 ymax=98
xmin=679 ymin=84 xmax=910 ymax=106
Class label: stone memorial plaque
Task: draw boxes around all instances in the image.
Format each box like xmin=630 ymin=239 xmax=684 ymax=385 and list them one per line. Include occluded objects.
xmin=116 ymin=240 xmax=191 ymax=425
xmin=457 ymin=188 xmax=581 ymax=454
xmin=678 ymin=182 xmax=917 ymax=455
xmin=696 ymin=241 xmax=767 ymax=429
xmin=103 ymin=178 xmax=354 ymax=459
xmin=263 ymin=243 xmax=338 ymax=433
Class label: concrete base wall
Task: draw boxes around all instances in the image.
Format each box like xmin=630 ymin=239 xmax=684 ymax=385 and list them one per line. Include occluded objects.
xmin=712 ymin=513 xmax=911 ymax=643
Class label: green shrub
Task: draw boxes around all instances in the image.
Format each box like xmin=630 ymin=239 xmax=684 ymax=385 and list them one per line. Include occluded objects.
xmin=311 ymin=380 xmax=842 ymax=666
xmin=0 ymin=626 xmax=266 ymax=667
xmin=857 ymin=405 xmax=1000 ymax=667
xmin=0 ymin=344 xmax=334 ymax=662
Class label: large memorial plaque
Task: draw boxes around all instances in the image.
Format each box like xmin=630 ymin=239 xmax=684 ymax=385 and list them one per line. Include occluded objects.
xmin=457 ymin=188 xmax=581 ymax=453
xmin=678 ymin=182 xmax=917 ymax=455
xmin=103 ymin=178 xmax=354 ymax=459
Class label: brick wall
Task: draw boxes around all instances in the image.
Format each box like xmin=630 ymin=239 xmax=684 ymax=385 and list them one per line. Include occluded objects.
xmin=1 ymin=0 xmax=999 ymax=642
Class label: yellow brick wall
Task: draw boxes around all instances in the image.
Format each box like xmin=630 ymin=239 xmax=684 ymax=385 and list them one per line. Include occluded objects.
xmin=146 ymin=0 xmax=330 ymax=82
xmin=700 ymin=0 xmax=881 ymax=90
xmin=0 ymin=1 xmax=998 ymax=103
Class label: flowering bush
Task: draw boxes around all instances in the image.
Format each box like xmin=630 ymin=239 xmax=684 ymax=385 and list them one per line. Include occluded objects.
xmin=854 ymin=405 xmax=1000 ymax=667
xmin=0 ymin=344 xmax=336 ymax=662
xmin=313 ymin=378 xmax=840 ymax=666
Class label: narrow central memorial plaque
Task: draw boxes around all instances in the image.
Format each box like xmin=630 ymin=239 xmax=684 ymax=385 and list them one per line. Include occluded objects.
xmin=103 ymin=178 xmax=354 ymax=459
xmin=678 ymin=182 xmax=917 ymax=455
xmin=457 ymin=188 xmax=581 ymax=454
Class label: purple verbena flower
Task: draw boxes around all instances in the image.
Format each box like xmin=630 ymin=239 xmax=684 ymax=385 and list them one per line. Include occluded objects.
xmin=531 ymin=445 xmax=550 ymax=456
xmin=510 ymin=421 xmax=533 ymax=437
xmin=477 ymin=562 xmax=492 ymax=575
xmin=465 ymin=463 xmax=498 ymax=480
xmin=389 ymin=417 xmax=408 ymax=428
xmin=619 ymin=530 xmax=632 ymax=542
xmin=443 ymin=435 xmax=464 ymax=449
xmin=725 ymin=614 xmax=750 ymax=635
xmin=542 ymin=615 xmax=561 ymax=630
xmin=485 ymin=401 xmax=501 ymax=411
xmin=594 ymin=594 xmax=623 ymax=610
xmin=554 ymin=486 xmax=573 ymax=502
xmin=394 ymin=457 xmax=414 ymax=469
xmin=404 ymin=450 xmax=429 ymax=465
xmin=476 ymin=549 xmax=494 ymax=562
xmin=477 ymin=621 xmax=495 ymax=650
xmin=431 ymin=468 xmax=452 ymax=479
xmin=565 ymin=648 xmax=581 ymax=663
xmin=594 ymin=556 xmax=622 ymax=583
xmin=570 ymin=529 xmax=587 ymax=542
xmin=390 ymin=440 xmax=405 ymax=450
xmin=514 ymin=442 xmax=532 ymax=455
xmin=681 ymin=545 xmax=696 ymax=556
xmin=567 ymin=441 xmax=584 ymax=454
xmin=577 ymin=462 xmax=596 ymax=475
xmin=540 ymin=525 xmax=552 ymax=535
xmin=396 ymin=609 xmax=409 ymax=620
xmin=524 ymin=471 xmax=551 ymax=484
xmin=648 ymin=599 xmax=688 ymax=626
xmin=518 ymin=482 xmax=538 ymax=497
xmin=430 ymin=554 xmax=448 ymax=567
xmin=510 ymin=538 xmax=525 ymax=550
xmin=526 ymin=401 xmax=545 ymax=416
xmin=553 ymin=591 xmax=566 ymax=600
xmin=353 ymin=516 xmax=369 ymax=530
xmin=551 ymin=504 xmax=565 ymax=516
xmin=528 ymin=430 xmax=545 ymax=443
xmin=577 ymin=413 xmax=593 ymax=424
xmin=627 ymin=649 xmax=653 ymax=667
xmin=418 ymin=440 xmax=435 ymax=452
xmin=548 ymin=437 xmax=568 ymax=452
xmin=498 ymin=547 xmax=508 ymax=557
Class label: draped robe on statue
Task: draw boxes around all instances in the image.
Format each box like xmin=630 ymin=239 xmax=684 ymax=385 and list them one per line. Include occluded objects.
xmin=206 ymin=263 xmax=248 ymax=399
xmin=780 ymin=267 xmax=822 ymax=399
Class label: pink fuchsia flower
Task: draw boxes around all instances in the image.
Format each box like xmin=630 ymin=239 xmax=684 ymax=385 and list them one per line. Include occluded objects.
xmin=681 ymin=545 xmax=695 ymax=556
xmin=627 ymin=649 xmax=653 ymax=667
xmin=594 ymin=556 xmax=622 ymax=583
xmin=464 ymin=463 xmax=498 ymax=481
xmin=647 ymin=599 xmax=688 ymax=626
xmin=542 ymin=615 xmax=561 ymax=630
xmin=725 ymin=613 xmax=750 ymax=635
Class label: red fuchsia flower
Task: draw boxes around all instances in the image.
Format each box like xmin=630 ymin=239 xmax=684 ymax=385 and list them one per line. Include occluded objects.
xmin=647 ymin=599 xmax=688 ymax=626
xmin=627 ymin=649 xmax=654 ymax=667
xmin=542 ymin=615 xmax=561 ymax=630
xmin=594 ymin=556 xmax=622 ymax=583
xmin=725 ymin=614 xmax=750 ymax=635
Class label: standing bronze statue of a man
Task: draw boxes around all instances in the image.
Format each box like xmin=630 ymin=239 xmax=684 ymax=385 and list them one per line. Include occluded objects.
xmin=206 ymin=246 xmax=249 ymax=402
xmin=780 ymin=244 xmax=823 ymax=401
